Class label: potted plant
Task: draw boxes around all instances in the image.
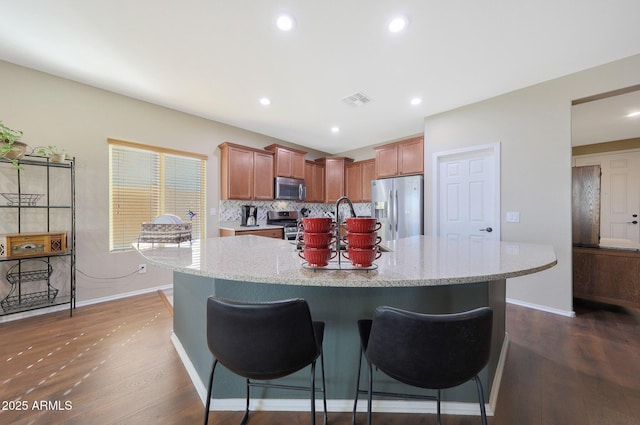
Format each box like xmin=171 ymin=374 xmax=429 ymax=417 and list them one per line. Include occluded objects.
xmin=0 ymin=121 xmax=27 ymax=169
xmin=36 ymin=145 xmax=68 ymax=163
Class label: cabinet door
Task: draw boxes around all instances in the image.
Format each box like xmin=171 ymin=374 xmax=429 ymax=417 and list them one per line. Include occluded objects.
xmin=266 ymin=144 xmax=307 ymax=178
xmin=291 ymin=151 xmax=306 ymax=179
xmin=398 ymin=138 xmax=424 ymax=175
xmin=313 ymin=163 xmax=325 ymax=203
xmin=305 ymin=161 xmax=322 ymax=202
xmin=304 ymin=162 xmax=315 ymax=202
xmin=254 ymin=151 xmax=274 ymax=200
xmin=275 ymin=149 xmax=293 ymax=177
xmin=325 ymin=158 xmax=346 ymax=203
xmin=361 ymin=159 xmax=375 ymax=202
xmin=227 ymin=146 xmax=254 ymax=200
xmin=304 ymin=162 xmax=325 ymax=203
xmin=375 ymin=145 xmax=398 ymax=178
xmin=345 ymin=162 xmax=363 ymax=202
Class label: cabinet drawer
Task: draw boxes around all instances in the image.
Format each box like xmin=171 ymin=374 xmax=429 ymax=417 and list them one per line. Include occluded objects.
xmin=0 ymin=232 xmax=68 ymax=258
xmin=241 ymin=228 xmax=283 ymax=239
xmin=220 ymin=228 xmax=284 ymax=239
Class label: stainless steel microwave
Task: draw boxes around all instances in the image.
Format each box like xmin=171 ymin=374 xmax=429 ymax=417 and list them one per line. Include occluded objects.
xmin=274 ymin=176 xmax=306 ymax=201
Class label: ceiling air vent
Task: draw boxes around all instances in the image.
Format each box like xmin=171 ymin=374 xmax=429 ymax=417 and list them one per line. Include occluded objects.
xmin=341 ymin=92 xmax=372 ymax=107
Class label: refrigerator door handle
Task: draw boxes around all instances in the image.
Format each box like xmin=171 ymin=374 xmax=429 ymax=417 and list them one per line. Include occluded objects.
xmin=395 ymin=189 xmax=399 ymax=232
xmin=388 ymin=190 xmax=394 ymax=233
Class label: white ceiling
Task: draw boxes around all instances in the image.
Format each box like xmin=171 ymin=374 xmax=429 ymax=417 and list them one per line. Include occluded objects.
xmin=572 ymin=89 xmax=640 ymax=146
xmin=2 ymin=1 xmax=640 ymax=154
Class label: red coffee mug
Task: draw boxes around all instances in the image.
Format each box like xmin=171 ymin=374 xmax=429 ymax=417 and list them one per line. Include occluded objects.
xmin=298 ymin=247 xmax=337 ymax=267
xmin=299 ymin=217 xmax=336 ymax=233
xmin=341 ymin=246 xmax=382 ymax=267
xmin=344 ymin=232 xmax=381 ymax=249
xmin=345 ymin=217 xmax=381 ymax=233
xmin=303 ymin=231 xmax=336 ymax=249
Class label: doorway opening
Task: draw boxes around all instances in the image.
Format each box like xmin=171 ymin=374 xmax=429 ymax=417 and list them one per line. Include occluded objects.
xmin=571 ymin=85 xmax=640 ymax=309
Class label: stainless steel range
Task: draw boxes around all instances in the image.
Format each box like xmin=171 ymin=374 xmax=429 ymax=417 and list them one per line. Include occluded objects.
xmin=266 ymin=210 xmax=300 ymax=240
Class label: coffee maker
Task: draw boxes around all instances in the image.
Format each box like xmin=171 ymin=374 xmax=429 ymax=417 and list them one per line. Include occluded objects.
xmin=241 ymin=205 xmax=258 ymax=227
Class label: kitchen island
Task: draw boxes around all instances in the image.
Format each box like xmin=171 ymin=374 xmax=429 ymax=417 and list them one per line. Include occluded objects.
xmin=135 ymin=235 xmax=556 ymax=415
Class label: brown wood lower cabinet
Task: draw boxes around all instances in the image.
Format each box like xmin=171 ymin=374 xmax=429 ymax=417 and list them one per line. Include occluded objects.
xmin=573 ymin=246 xmax=640 ymax=308
xmin=219 ymin=228 xmax=283 ymax=239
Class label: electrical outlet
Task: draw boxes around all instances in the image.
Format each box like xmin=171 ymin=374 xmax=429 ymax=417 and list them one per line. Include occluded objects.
xmin=138 ymin=264 xmax=147 ymax=274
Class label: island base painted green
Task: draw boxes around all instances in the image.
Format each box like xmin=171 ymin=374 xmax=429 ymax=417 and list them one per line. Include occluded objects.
xmin=173 ymin=271 xmax=506 ymax=409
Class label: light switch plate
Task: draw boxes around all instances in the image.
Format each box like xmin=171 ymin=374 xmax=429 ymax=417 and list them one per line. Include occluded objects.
xmin=506 ymin=211 xmax=520 ymax=223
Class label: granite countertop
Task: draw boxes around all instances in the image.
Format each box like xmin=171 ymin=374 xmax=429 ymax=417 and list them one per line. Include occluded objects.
xmin=135 ymin=235 xmax=557 ymax=288
xmin=218 ymin=221 xmax=284 ymax=231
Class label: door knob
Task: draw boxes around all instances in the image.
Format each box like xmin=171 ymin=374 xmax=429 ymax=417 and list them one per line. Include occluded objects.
xmin=479 ymin=227 xmax=493 ymax=232
xmin=628 ymin=220 xmax=639 ymax=224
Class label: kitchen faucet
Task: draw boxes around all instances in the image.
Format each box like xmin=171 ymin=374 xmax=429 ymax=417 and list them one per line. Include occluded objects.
xmin=335 ymin=196 xmax=357 ymax=222
xmin=335 ymin=196 xmax=357 ymax=267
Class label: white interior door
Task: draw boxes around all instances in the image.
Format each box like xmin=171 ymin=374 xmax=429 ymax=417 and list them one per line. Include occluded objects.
xmin=434 ymin=144 xmax=500 ymax=241
xmin=574 ymin=151 xmax=640 ymax=243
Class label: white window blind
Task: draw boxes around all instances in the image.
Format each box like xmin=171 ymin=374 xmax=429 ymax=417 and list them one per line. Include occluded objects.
xmin=109 ymin=139 xmax=206 ymax=251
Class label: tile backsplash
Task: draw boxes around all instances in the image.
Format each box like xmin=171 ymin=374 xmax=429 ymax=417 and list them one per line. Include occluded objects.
xmin=219 ymin=200 xmax=371 ymax=222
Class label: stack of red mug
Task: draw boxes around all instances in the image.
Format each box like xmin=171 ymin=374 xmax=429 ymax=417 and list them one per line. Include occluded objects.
xmin=342 ymin=217 xmax=382 ymax=267
xmin=297 ymin=217 xmax=337 ymax=267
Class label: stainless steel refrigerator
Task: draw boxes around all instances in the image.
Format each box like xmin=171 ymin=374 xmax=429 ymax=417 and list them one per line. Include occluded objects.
xmin=371 ymin=175 xmax=423 ymax=245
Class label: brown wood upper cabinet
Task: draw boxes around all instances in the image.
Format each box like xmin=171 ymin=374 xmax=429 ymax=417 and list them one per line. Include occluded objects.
xmin=264 ymin=144 xmax=307 ymax=179
xmin=374 ymin=136 xmax=424 ymax=178
xmin=345 ymin=159 xmax=375 ymax=202
xmin=304 ymin=160 xmax=325 ymax=203
xmin=315 ymin=156 xmax=354 ymax=203
xmin=219 ymin=142 xmax=274 ymax=200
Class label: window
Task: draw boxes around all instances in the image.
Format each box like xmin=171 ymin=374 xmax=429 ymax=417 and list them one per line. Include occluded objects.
xmin=109 ymin=139 xmax=206 ymax=251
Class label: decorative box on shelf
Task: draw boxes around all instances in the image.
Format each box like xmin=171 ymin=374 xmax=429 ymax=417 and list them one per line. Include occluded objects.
xmin=0 ymin=232 xmax=68 ymax=258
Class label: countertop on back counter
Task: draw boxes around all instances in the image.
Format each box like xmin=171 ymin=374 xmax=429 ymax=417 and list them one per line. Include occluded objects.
xmin=134 ymin=235 xmax=557 ymax=288
xmin=218 ymin=221 xmax=285 ymax=231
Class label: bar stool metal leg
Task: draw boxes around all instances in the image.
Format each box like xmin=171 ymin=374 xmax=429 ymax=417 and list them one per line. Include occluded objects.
xmin=474 ymin=375 xmax=488 ymax=425
xmin=351 ymin=346 xmax=364 ymax=425
xmin=241 ymin=378 xmax=250 ymax=425
xmin=203 ymin=359 xmax=219 ymax=425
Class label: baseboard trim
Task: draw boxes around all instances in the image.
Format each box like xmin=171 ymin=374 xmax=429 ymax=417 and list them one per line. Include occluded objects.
xmin=76 ymin=284 xmax=173 ymax=308
xmin=171 ymin=332 xmax=494 ymax=416
xmin=489 ymin=333 xmax=509 ymax=412
xmin=506 ymin=298 xmax=575 ymax=317
xmin=0 ymin=284 xmax=173 ymax=323
xmin=170 ymin=331 xmax=208 ymax=402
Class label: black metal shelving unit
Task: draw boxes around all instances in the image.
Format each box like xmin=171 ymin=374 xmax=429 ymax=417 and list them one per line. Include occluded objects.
xmin=0 ymin=154 xmax=76 ymax=316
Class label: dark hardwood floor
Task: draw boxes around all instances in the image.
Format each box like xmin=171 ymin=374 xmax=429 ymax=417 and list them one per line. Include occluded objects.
xmin=1 ymin=293 xmax=639 ymax=424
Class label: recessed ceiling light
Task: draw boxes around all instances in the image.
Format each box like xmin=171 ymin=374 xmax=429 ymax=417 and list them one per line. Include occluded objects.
xmin=388 ymin=15 xmax=409 ymax=33
xmin=259 ymin=97 xmax=271 ymax=106
xmin=276 ymin=14 xmax=296 ymax=31
xmin=331 ymin=126 xmax=340 ymax=134
xmin=627 ymin=111 xmax=640 ymax=118
xmin=410 ymin=97 xmax=422 ymax=106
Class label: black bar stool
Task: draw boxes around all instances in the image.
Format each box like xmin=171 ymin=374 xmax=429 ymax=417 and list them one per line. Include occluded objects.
xmin=204 ymin=296 xmax=328 ymax=425
xmin=352 ymin=306 xmax=493 ymax=425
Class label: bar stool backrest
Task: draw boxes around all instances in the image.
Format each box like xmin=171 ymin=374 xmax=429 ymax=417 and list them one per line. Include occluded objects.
xmin=366 ymin=306 xmax=493 ymax=390
xmin=206 ymin=297 xmax=321 ymax=380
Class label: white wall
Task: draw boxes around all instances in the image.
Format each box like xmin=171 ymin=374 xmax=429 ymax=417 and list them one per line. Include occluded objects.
xmin=423 ymin=53 xmax=640 ymax=315
xmin=0 ymin=60 xmax=295 ymax=302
